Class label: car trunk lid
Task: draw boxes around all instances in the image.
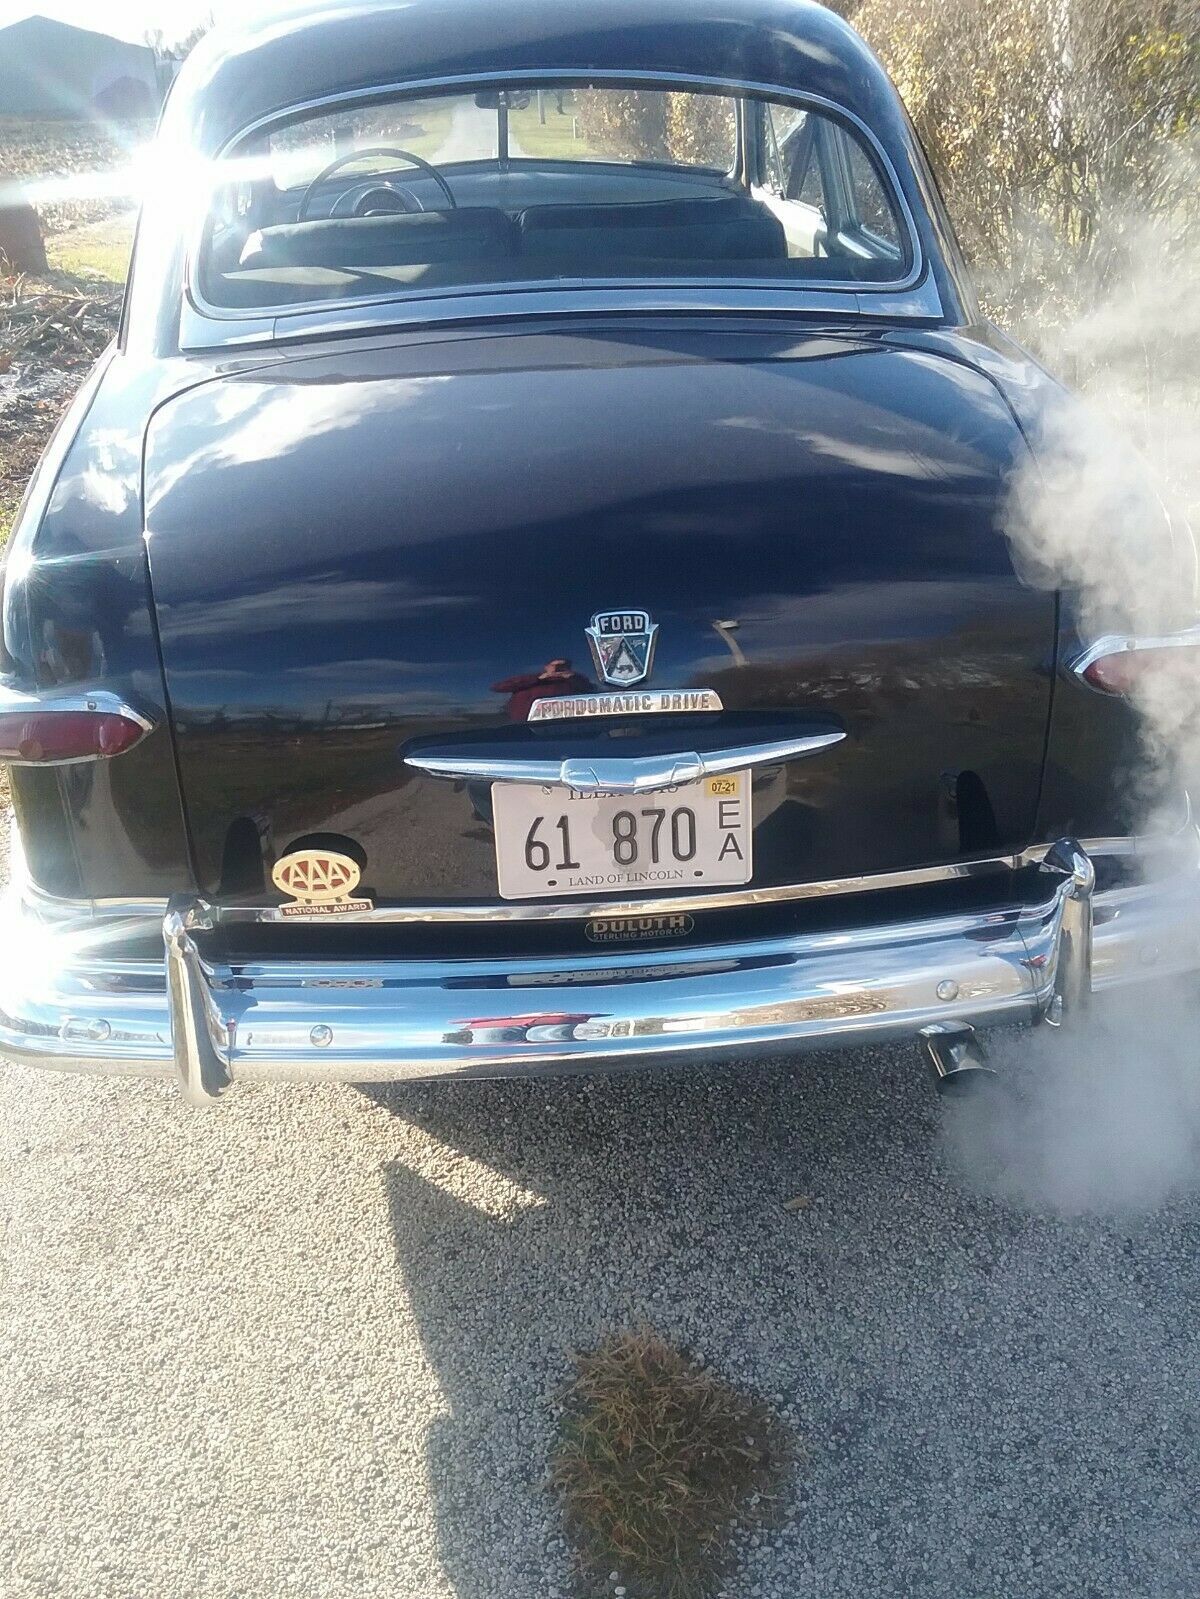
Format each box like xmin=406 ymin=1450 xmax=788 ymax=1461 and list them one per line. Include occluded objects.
xmin=142 ymin=324 xmax=1054 ymax=908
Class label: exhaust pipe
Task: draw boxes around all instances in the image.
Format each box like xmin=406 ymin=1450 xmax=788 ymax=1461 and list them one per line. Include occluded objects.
xmin=918 ymin=1021 xmax=998 ymax=1097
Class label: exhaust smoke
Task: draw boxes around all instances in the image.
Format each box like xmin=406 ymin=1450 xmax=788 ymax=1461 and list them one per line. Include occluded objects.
xmin=951 ymin=181 xmax=1200 ymax=1214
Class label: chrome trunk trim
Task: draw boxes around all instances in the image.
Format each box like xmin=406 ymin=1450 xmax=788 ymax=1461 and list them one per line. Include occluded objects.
xmin=402 ymin=731 xmax=845 ymax=793
xmin=14 ymin=828 xmax=1197 ymax=927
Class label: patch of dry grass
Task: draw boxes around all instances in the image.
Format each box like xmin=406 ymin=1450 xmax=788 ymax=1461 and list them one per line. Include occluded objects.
xmin=0 ymin=269 xmax=122 ymax=544
xmin=0 ymin=120 xmax=135 ymax=539
xmin=554 ymin=1328 xmax=792 ymax=1599
xmin=0 ymin=274 xmax=122 ymax=367
xmin=0 ymin=117 xmax=135 ymax=543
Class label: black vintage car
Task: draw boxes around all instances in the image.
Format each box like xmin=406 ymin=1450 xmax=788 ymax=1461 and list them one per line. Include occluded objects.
xmin=1 ymin=0 xmax=1196 ymax=1102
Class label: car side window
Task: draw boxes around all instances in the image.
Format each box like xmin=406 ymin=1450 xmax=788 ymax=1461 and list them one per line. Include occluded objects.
xmin=841 ymin=136 xmax=902 ymax=250
xmin=760 ymin=105 xmax=816 ymax=204
xmin=754 ymin=103 xmax=832 ymax=259
xmin=756 ymin=108 xmax=906 ymax=265
xmin=785 ymin=123 xmax=825 ymax=211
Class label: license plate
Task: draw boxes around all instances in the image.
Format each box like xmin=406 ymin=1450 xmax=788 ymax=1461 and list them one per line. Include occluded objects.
xmin=492 ymin=772 xmax=752 ymax=900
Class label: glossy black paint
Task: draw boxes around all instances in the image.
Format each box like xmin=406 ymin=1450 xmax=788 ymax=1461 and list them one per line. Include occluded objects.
xmin=3 ymin=346 xmax=285 ymax=897
xmin=141 ymin=324 xmax=1054 ymax=900
xmin=2 ymin=0 xmax=1156 ymax=915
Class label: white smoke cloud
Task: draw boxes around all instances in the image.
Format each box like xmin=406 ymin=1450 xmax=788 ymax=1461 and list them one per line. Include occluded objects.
xmin=954 ymin=177 xmax=1200 ymax=1215
xmin=945 ymin=1005 xmax=1200 ymax=1214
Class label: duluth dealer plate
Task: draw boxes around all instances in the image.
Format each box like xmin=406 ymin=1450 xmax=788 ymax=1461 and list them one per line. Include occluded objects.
xmin=492 ymin=772 xmax=751 ymax=900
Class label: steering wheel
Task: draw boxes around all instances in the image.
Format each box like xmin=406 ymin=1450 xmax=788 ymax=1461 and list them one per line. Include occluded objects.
xmin=297 ymin=146 xmax=457 ymax=221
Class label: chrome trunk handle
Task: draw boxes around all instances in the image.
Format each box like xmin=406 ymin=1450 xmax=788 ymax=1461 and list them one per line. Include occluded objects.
xmin=404 ymin=732 xmax=845 ymax=795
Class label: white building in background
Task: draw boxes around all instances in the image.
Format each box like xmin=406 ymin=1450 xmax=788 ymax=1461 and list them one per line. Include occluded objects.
xmin=0 ymin=14 xmax=174 ymax=122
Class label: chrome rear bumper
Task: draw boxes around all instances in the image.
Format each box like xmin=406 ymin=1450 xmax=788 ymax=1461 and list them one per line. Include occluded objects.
xmin=1 ymin=837 xmax=1196 ymax=1103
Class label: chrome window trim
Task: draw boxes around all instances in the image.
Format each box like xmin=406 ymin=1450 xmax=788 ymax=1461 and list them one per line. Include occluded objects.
xmin=179 ymin=279 xmax=944 ymax=352
xmin=181 ymin=70 xmax=931 ymax=345
xmin=18 ymin=830 xmax=1195 ymax=928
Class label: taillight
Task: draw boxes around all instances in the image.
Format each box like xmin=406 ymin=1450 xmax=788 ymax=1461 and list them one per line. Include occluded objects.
xmin=0 ymin=688 xmax=152 ymax=764
xmin=1073 ymin=633 xmax=1200 ymax=697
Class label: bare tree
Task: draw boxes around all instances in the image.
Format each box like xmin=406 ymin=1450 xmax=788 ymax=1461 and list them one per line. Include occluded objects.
xmin=855 ymin=0 xmax=1199 ymax=337
xmin=146 ymin=10 xmax=214 ymax=59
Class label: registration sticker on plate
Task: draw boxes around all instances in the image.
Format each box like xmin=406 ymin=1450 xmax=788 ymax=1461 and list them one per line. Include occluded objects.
xmin=492 ymin=772 xmax=752 ymax=900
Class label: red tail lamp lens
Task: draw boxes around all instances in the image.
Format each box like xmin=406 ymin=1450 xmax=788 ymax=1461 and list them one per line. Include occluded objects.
xmin=0 ymin=709 xmax=148 ymax=763
xmin=1081 ymin=653 xmax=1144 ymax=695
xmin=1081 ymin=644 xmax=1200 ymax=697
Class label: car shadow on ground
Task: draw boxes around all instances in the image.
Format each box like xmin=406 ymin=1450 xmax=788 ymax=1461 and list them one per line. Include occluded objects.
xmin=365 ymin=1041 xmax=1200 ymax=1598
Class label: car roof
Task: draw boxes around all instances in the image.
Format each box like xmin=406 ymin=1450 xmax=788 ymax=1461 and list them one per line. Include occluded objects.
xmin=166 ymin=0 xmax=907 ymax=156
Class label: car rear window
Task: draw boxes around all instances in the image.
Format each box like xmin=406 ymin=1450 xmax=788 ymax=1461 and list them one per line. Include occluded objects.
xmin=197 ymin=82 xmax=913 ymax=312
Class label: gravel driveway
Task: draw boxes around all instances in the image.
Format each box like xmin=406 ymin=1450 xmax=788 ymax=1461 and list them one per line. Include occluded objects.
xmin=2 ymin=1031 xmax=1198 ymax=1599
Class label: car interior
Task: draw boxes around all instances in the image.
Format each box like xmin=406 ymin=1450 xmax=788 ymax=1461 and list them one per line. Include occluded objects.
xmin=199 ymin=87 xmax=911 ymax=310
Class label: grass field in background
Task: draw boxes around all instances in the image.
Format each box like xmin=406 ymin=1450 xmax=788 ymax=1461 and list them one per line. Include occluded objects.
xmin=509 ymin=97 xmax=591 ymax=159
xmin=0 ymin=116 xmax=142 ymax=235
xmin=391 ymin=98 xmax=456 ymax=159
xmin=45 ymin=212 xmax=136 ymax=287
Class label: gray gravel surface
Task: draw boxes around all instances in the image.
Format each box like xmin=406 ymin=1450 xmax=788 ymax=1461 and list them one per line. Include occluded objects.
xmin=2 ymin=1038 xmax=1199 ymax=1599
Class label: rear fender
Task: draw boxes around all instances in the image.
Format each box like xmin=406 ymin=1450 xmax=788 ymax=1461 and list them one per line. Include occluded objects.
xmin=3 ymin=351 xmax=193 ymax=899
